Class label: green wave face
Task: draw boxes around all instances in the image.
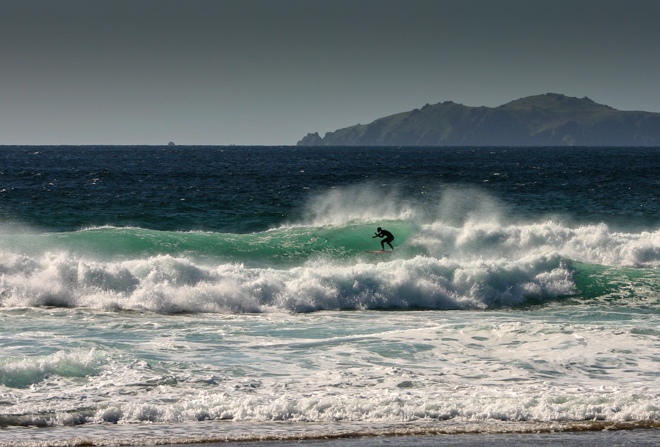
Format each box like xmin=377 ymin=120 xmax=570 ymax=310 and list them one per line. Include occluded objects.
xmin=1 ymin=221 xmax=416 ymax=267
xmin=571 ymin=261 xmax=660 ymax=305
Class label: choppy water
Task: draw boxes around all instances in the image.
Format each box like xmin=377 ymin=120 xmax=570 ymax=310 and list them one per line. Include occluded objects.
xmin=0 ymin=146 xmax=658 ymax=445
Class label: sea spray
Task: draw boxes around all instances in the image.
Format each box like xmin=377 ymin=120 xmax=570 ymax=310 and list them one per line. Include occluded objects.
xmin=301 ymin=183 xmax=417 ymax=226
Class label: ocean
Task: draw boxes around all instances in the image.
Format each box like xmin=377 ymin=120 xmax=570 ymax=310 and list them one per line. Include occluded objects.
xmin=0 ymin=146 xmax=658 ymax=446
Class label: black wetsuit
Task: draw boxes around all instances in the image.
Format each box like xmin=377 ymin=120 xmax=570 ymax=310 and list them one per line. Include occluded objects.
xmin=375 ymin=229 xmax=394 ymax=250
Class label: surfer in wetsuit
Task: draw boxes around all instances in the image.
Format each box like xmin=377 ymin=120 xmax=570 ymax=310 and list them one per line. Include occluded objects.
xmin=373 ymin=227 xmax=394 ymax=251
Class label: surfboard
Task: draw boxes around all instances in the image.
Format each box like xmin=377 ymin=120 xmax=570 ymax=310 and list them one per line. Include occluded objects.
xmin=365 ymin=250 xmax=393 ymax=254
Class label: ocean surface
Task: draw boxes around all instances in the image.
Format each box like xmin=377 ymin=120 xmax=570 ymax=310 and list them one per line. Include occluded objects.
xmin=0 ymin=146 xmax=658 ymax=446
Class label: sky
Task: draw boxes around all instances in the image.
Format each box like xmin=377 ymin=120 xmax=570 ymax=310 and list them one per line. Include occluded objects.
xmin=1 ymin=0 xmax=659 ymax=145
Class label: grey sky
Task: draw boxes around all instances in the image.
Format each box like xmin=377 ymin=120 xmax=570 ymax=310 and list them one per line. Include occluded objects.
xmin=1 ymin=0 xmax=659 ymax=145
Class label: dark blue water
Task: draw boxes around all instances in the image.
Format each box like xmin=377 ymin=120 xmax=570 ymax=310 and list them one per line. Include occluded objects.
xmin=1 ymin=146 xmax=658 ymax=232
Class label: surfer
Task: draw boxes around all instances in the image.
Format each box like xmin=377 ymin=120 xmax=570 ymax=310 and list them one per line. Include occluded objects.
xmin=373 ymin=227 xmax=394 ymax=251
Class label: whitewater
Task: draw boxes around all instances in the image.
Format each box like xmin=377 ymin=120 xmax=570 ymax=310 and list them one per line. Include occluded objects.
xmin=0 ymin=146 xmax=658 ymax=446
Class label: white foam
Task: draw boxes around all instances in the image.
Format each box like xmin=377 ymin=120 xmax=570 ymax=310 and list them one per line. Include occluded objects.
xmin=414 ymin=220 xmax=660 ymax=268
xmin=1 ymin=305 xmax=658 ymax=431
xmin=0 ymin=250 xmax=577 ymax=313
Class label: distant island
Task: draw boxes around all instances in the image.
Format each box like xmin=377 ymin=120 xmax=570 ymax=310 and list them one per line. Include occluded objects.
xmin=297 ymin=93 xmax=660 ymax=146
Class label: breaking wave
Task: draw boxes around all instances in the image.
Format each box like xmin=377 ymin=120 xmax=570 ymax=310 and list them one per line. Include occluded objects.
xmin=1 ymin=187 xmax=658 ymax=313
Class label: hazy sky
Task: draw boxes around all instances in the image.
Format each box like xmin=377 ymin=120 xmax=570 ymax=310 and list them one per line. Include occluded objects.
xmin=2 ymin=0 xmax=659 ymax=145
